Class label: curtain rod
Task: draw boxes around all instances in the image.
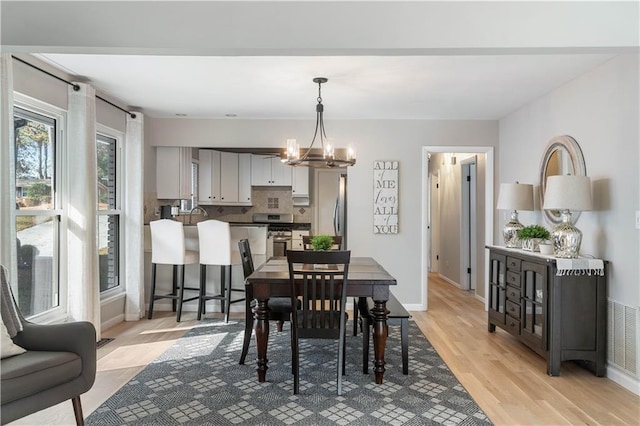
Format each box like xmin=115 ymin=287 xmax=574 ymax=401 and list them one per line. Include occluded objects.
xmin=12 ymin=55 xmax=136 ymax=119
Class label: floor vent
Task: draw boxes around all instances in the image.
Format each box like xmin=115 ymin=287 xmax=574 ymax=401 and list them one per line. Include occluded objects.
xmin=97 ymin=337 xmax=114 ymax=349
xmin=608 ymin=299 xmax=638 ymax=375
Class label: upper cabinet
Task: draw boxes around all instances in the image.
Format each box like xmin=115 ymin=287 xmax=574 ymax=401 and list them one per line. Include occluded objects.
xmin=251 ymin=155 xmax=292 ymax=186
xmin=292 ymin=167 xmax=309 ymax=198
xmin=199 ymin=150 xmax=252 ymax=206
xmin=156 ymin=147 xmax=193 ymax=200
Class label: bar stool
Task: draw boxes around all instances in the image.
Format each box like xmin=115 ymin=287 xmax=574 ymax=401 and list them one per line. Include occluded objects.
xmin=148 ymin=219 xmax=199 ymax=322
xmin=197 ymin=220 xmax=245 ymax=322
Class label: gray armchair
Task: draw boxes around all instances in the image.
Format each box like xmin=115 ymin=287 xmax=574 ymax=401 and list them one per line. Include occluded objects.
xmin=1 ymin=268 xmax=97 ymax=425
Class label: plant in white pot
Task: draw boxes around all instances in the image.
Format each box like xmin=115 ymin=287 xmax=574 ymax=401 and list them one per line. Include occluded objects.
xmin=517 ymin=225 xmax=550 ymax=252
xmin=311 ymin=235 xmax=334 ymax=251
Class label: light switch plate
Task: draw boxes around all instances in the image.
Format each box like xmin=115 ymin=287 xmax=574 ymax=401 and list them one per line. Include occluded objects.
xmin=636 ymin=211 xmax=640 ymax=229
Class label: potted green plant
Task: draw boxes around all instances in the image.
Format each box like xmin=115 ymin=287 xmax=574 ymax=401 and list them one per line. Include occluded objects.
xmin=517 ymin=225 xmax=550 ymax=252
xmin=311 ymin=235 xmax=334 ymax=251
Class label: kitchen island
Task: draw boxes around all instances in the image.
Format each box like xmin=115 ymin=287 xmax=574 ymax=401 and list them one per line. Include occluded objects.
xmin=143 ymin=222 xmax=269 ymax=316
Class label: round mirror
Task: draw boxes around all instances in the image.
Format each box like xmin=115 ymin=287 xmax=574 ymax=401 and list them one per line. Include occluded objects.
xmin=539 ymin=135 xmax=586 ymax=224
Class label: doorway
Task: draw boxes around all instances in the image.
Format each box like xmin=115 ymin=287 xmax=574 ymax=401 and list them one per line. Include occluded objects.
xmin=461 ymin=157 xmax=477 ymax=291
xmin=421 ymin=146 xmax=494 ymax=311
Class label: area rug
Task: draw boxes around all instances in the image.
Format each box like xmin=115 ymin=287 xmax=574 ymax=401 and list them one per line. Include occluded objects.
xmin=87 ymin=320 xmax=491 ymax=425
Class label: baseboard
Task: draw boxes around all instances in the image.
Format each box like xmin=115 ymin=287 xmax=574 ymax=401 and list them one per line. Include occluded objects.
xmin=102 ymin=314 xmax=125 ymax=331
xmin=403 ymin=303 xmax=424 ymax=311
xmin=607 ymin=364 xmax=640 ymax=395
xmin=438 ymin=274 xmax=461 ymax=288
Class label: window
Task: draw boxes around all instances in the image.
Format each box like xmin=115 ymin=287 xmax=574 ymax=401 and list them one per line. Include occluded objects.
xmin=97 ymin=132 xmax=121 ymax=293
xmin=14 ymin=106 xmax=61 ymax=317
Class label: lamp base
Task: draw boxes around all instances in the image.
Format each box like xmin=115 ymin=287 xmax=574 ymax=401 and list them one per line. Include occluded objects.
xmin=503 ymin=211 xmax=523 ymax=248
xmin=551 ymin=211 xmax=582 ymax=258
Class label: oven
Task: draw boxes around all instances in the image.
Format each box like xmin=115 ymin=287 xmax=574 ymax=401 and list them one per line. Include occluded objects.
xmin=253 ymin=213 xmax=294 ymax=257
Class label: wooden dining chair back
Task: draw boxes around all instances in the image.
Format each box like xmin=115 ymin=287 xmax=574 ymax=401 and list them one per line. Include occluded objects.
xmin=238 ymin=239 xmax=297 ymax=365
xmin=286 ymin=249 xmax=351 ymax=395
xmin=301 ymin=235 xmax=343 ymax=250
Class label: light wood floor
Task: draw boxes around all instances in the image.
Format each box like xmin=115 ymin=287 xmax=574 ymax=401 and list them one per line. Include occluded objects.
xmin=11 ymin=273 xmax=639 ymax=425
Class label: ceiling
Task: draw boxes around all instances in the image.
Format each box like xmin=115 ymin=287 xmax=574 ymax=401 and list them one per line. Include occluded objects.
xmin=36 ymin=53 xmax=616 ymax=120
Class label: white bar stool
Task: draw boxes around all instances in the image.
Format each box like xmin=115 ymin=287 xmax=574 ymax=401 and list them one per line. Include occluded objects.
xmin=148 ymin=219 xmax=199 ymax=322
xmin=196 ymin=220 xmax=245 ymax=322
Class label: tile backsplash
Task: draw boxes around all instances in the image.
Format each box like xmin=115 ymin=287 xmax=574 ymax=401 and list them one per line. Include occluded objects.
xmin=145 ymin=186 xmax=312 ymax=225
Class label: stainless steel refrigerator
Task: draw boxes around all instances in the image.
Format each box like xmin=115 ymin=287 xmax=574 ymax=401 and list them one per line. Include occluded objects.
xmin=333 ymin=173 xmax=347 ymax=249
xmin=316 ymin=170 xmax=347 ymax=249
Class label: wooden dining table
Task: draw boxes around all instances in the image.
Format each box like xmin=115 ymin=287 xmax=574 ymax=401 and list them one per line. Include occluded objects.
xmin=246 ymin=256 xmax=397 ymax=384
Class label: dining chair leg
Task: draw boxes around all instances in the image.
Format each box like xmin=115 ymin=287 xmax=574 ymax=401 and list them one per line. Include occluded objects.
xmin=171 ymin=264 xmax=178 ymax=312
xmin=148 ymin=263 xmax=157 ymax=319
xmin=353 ymin=298 xmax=359 ymax=336
xmin=197 ymin=264 xmax=206 ymax=321
xmin=176 ymin=265 xmax=185 ymax=322
xmin=337 ymin=336 xmax=344 ymax=396
xmin=362 ymin=314 xmax=370 ymax=374
xmin=239 ymin=298 xmax=253 ymax=364
xmin=291 ymin=327 xmax=299 ymax=394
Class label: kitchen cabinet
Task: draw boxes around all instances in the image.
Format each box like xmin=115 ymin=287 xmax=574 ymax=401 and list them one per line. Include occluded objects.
xmin=251 ymin=155 xmax=292 ymax=186
xmin=291 ymin=229 xmax=310 ymax=250
xmin=156 ymin=147 xmax=193 ymax=200
xmin=199 ymin=150 xmax=252 ymax=205
xmin=292 ymin=167 xmax=309 ymax=198
xmin=487 ymin=246 xmax=607 ymax=377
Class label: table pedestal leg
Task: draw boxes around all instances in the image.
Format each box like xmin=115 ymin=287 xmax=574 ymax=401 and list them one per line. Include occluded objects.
xmin=371 ymin=300 xmax=388 ymax=384
xmin=254 ymin=299 xmax=270 ymax=382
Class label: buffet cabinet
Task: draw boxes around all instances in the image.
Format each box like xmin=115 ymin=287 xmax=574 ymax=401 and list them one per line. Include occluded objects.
xmin=487 ymin=246 xmax=607 ymax=377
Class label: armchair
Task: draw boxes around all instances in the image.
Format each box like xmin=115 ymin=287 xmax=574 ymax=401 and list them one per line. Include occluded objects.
xmin=1 ymin=266 xmax=97 ymax=425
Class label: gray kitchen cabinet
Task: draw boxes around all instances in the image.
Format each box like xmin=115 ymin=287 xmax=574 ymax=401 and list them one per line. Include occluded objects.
xmin=292 ymin=166 xmax=309 ymax=198
xmin=487 ymin=246 xmax=607 ymax=377
xmin=156 ymin=147 xmax=193 ymax=200
xmin=251 ymin=154 xmax=292 ymax=186
xmin=199 ymin=150 xmax=252 ymax=205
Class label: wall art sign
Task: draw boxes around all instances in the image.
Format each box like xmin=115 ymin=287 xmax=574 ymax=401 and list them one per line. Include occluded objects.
xmin=373 ymin=160 xmax=398 ymax=234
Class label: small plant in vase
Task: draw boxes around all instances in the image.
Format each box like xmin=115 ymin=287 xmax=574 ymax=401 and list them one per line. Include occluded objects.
xmin=517 ymin=225 xmax=550 ymax=252
xmin=311 ymin=235 xmax=334 ymax=251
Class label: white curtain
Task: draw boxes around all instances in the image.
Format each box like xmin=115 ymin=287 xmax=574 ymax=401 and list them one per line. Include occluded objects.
xmin=124 ymin=111 xmax=145 ymax=321
xmin=0 ymin=55 xmax=17 ymax=280
xmin=67 ymin=83 xmax=100 ymax=338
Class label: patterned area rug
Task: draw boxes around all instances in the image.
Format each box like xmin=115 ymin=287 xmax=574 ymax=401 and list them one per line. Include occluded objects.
xmin=87 ymin=320 xmax=491 ymax=425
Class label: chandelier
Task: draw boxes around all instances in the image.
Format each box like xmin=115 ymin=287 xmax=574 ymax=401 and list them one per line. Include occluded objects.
xmin=283 ymin=77 xmax=356 ymax=168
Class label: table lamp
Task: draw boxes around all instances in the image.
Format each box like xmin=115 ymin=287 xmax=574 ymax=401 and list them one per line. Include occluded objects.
xmin=497 ymin=182 xmax=534 ymax=247
xmin=542 ymin=175 xmax=592 ymax=258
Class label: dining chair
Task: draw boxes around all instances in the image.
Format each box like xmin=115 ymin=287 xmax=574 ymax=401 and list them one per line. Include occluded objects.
xmin=197 ymin=220 xmax=245 ymax=322
xmin=238 ymin=239 xmax=298 ymax=365
xmin=148 ymin=219 xmax=199 ymax=322
xmin=301 ymin=235 xmax=343 ymax=250
xmin=286 ymin=249 xmax=351 ymax=395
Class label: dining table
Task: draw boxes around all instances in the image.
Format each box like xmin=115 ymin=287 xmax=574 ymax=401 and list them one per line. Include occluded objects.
xmin=246 ymin=256 xmax=397 ymax=384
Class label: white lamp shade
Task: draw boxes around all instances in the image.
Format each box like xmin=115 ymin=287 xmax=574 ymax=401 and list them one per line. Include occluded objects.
xmin=543 ymin=175 xmax=592 ymax=211
xmin=497 ymin=183 xmax=534 ymax=211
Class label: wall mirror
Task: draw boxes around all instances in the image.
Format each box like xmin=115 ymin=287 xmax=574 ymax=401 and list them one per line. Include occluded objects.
xmin=539 ymin=135 xmax=587 ymax=224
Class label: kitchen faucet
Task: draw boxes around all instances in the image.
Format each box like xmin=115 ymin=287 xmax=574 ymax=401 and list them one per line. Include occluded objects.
xmin=188 ymin=206 xmax=209 ymax=224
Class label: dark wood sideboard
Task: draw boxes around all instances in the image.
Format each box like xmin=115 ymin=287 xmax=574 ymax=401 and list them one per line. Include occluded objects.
xmin=486 ymin=245 xmax=607 ymax=377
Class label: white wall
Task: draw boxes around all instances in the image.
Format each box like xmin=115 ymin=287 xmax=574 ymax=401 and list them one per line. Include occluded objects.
xmin=499 ymin=53 xmax=640 ymax=388
xmin=145 ymin=118 xmax=499 ymax=308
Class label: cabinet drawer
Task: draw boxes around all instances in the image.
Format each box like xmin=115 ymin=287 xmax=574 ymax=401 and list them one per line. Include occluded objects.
xmin=506 ymin=271 xmax=521 ymax=287
xmin=292 ymin=230 xmax=310 ymax=240
xmin=506 ymin=285 xmax=521 ymax=301
xmin=506 ymin=256 xmax=521 ymax=272
xmin=505 ymin=316 xmax=520 ymax=335
xmin=506 ymin=300 xmax=521 ymax=319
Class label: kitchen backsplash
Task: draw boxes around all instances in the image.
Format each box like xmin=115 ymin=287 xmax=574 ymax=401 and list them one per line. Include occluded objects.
xmin=145 ymin=186 xmax=312 ymax=225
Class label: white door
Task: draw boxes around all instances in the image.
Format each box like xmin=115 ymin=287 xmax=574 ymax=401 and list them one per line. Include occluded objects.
xmin=430 ymin=170 xmax=440 ymax=273
xmin=314 ymin=169 xmax=341 ymax=235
